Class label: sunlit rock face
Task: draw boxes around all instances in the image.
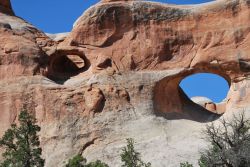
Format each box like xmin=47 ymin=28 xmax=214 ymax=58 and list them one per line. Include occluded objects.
xmin=1 ymin=0 xmax=250 ymax=166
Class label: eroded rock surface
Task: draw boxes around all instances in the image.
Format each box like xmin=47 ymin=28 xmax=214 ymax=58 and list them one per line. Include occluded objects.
xmin=1 ymin=0 xmax=250 ymax=166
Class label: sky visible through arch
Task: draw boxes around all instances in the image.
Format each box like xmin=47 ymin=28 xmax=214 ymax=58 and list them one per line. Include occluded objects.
xmin=11 ymin=0 xmax=230 ymax=103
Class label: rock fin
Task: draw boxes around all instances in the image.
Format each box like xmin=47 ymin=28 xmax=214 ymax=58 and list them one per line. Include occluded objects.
xmin=0 ymin=0 xmax=14 ymax=15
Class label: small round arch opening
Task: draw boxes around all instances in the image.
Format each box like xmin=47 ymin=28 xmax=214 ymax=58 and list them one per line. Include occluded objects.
xmin=47 ymin=52 xmax=90 ymax=82
xmin=52 ymin=55 xmax=85 ymax=73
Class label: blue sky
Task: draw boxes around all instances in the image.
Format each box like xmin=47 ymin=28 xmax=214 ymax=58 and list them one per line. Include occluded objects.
xmin=11 ymin=0 xmax=229 ymax=103
xmin=180 ymin=73 xmax=229 ymax=103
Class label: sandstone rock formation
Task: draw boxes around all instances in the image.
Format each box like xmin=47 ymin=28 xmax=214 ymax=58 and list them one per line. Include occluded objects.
xmin=0 ymin=0 xmax=14 ymax=15
xmin=46 ymin=32 xmax=69 ymax=43
xmin=1 ymin=0 xmax=250 ymax=166
xmin=191 ymin=96 xmax=226 ymax=114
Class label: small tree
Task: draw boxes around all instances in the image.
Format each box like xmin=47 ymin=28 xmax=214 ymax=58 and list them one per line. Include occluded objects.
xmin=199 ymin=112 xmax=250 ymax=167
xmin=120 ymin=138 xmax=151 ymax=167
xmin=0 ymin=109 xmax=44 ymax=167
xmin=85 ymin=160 xmax=109 ymax=167
xmin=66 ymin=154 xmax=86 ymax=167
xmin=65 ymin=154 xmax=108 ymax=167
xmin=180 ymin=162 xmax=193 ymax=167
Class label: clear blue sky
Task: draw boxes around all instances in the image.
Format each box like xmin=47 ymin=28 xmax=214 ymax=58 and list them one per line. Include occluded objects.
xmin=11 ymin=0 xmax=230 ymax=103
xmin=180 ymin=73 xmax=229 ymax=103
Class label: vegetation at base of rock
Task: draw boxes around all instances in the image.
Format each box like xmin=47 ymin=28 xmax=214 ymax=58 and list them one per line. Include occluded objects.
xmin=86 ymin=160 xmax=109 ymax=167
xmin=180 ymin=162 xmax=193 ymax=167
xmin=180 ymin=112 xmax=250 ymax=167
xmin=0 ymin=109 xmax=45 ymax=167
xmin=199 ymin=112 xmax=250 ymax=167
xmin=66 ymin=155 xmax=85 ymax=167
xmin=65 ymin=154 xmax=108 ymax=167
xmin=66 ymin=138 xmax=152 ymax=167
xmin=120 ymin=138 xmax=151 ymax=167
xmin=4 ymin=111 xmax=249 ymax=167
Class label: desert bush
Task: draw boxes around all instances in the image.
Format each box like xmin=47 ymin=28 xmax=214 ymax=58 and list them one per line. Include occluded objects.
xmin=199 ymin=112 xmax=250 ymax=167
xmin=180 ymin=112 xmax=250 ymax=167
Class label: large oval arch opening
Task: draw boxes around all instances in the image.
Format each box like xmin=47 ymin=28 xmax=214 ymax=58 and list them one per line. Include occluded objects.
xmin=153 ymin=72 xmax=231 ymax=122
xmin=180 ymin=73 xmax=230 ymax=114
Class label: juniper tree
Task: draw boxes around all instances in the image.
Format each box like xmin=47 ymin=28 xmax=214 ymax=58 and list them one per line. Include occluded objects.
xmin=199 ymin=112 xmax=250 ymax=167
xmin=120 ymin=138 xmax=151 ymax=167
xmin=0 ymin=109 xmax=44 ymax=167
xmin=65 ymin=154 xmax=108 ymax=167
xmin=85 ymin=160 xmax=109 ymax=167
xmin=66 ymin=155 xmax=86 ymax=167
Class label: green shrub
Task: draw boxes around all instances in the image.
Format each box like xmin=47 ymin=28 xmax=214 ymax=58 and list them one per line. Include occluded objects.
xmin=0 ymin=109 xmax=45 ymax=167
xmin=180 ymin=162 xmax=193 ymax=167
xmin=120 ymin=138 xmax=151 ymax=167
xmin=66 ymin=154 xmax=86 ymax=167
xmin=85 ymin=160 xmax=109 ymax=167
xmin=65 ymin=155 xmax=108 ymax=167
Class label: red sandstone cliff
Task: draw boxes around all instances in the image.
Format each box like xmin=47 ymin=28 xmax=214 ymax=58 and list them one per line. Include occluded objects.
xmin=0 ymin=0 xmax=250 ymax=166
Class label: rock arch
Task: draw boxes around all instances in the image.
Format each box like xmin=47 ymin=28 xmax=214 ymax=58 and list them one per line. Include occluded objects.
xmin=153 ymin=69 xmax=231 ymax=122
xmin=2 ymin=0 xmax=250 ymax=166
xmin=47 ymin=50 xmax=91 ymax=81
xmin=180 ymin=73 xmax=229 ymax=114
